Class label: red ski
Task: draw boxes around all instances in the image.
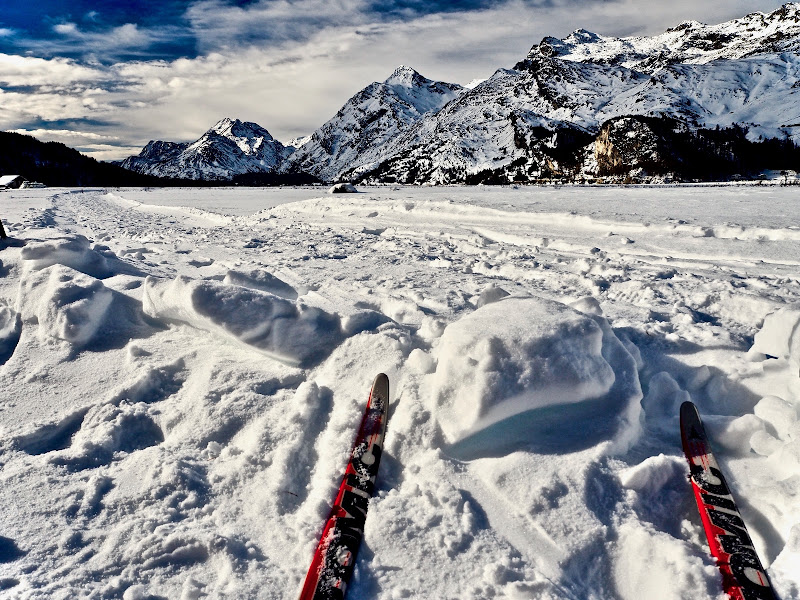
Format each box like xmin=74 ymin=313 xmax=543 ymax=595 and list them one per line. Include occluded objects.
xmin=680 ymin=401 xmax=777 ymax=600
xmin=298 ymin=373 xmax=390 ymax=600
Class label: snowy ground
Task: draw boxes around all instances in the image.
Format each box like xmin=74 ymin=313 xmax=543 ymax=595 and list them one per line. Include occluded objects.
xmin=0 ymin=185 xmax=799 ymax=600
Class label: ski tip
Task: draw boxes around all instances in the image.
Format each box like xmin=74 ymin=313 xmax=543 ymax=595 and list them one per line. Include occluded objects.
xmin=679 ymin=400 xmax=699 ymax=421
xmin=373 ymin=373 xmax=389 ymax=389
xmin=679 ymin=401 xmax=708 ymax=448
xmin=371 ymin=373 xmax=390 ymax=402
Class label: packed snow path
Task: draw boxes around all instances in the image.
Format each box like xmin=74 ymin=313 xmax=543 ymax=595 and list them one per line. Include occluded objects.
xmin=0 ymin=185 xmax=799 ymax=599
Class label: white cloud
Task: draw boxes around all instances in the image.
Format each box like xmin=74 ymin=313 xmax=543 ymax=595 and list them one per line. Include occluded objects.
xmin=185 ymin=0 xmax=374 ymax=50
xmin=36 ymin=19 xmax=181 ymax=60
xmin=53 ymin=22 xmax=80 ymax=36
xmin=52 ymin=21 xmax=152 ymax=49
xmin=0 ymin=53 xmax=106 ymax=87
xmin=8 ymin=128 xmax=118 ymax=141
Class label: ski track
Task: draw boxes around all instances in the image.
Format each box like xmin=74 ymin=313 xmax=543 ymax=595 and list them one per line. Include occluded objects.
xmin=0 ymin=186 xmax=799 ymax=599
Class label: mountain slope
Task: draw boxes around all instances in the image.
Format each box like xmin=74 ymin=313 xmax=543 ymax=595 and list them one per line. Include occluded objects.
xmin=121 ymin=118 xmax=292 ymax=181
xmin=349 ymin=3 xmax=800 ymax=184
xmin=534 ymin=3 xmax=800 ymax=72
xmin=281 ymin=66 xmax=465 ymax=182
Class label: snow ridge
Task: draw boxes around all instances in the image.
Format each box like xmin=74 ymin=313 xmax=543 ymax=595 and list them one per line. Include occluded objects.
xmin=531 ymin=3 xmax=800 ymax=72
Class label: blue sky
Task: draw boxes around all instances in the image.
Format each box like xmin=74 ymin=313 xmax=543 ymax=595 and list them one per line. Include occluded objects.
xmin=0 ymin=0 xmax=790 ymax=160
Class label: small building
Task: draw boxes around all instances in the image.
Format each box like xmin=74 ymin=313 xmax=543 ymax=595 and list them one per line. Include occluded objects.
xmin=0 ymin=175 xmax=27 ymax=189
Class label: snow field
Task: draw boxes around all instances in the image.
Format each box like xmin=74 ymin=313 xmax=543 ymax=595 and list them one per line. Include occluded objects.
xmin=0 ymin=185 xmax=799 ymax=599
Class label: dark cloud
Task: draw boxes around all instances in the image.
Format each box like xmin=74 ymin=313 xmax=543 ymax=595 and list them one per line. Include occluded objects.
xmin=0 ymin=0 xmax=198 ymax=61
xmin=368 ymin=0 xmax=506 ymax=17
xmin=0 ymin=0 xmax=566 ymax=62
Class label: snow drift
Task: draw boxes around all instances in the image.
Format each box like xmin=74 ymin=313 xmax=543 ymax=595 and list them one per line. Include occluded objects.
xmin=431 ymin=296 xmax=641 ymax=445
xmin=142 ymin=276 xmax=343 ymax=367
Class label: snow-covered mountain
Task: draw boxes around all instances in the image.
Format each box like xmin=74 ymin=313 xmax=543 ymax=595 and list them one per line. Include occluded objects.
xmin=348 ymin=4 xmax=800 ymax=184
xmin=281 ymin=66 xmax=465 ymax=182
xmin=535 ymin=3 xmax=800 ymax=72
xmin=118 ymin=5 xmax=800 ymax=184
xmin=121 ymin=118 xmax=293 ymax=181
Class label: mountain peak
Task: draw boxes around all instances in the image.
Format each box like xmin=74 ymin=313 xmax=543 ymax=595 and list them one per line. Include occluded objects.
xmin=666 ymin=20 xmax=704 ymax=32
xmin=209 ymin=117 xmax=274 ymax=141
xmin=385 ymin=65 xmax=425 ymax=86
xmin=212 ymin=117 xmax=238 ymax=130
xmin=565 ymin=29 xmax=602 ymax=43
xmin=524 ymin=3 xmax=800 ymax=72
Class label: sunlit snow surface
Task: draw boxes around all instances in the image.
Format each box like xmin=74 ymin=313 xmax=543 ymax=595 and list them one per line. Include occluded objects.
xmin=1 ymin=185 xmax=799 ymax=599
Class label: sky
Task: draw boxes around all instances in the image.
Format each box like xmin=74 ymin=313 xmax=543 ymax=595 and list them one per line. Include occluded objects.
xmin=0 ymin=0 xmax=791 ymax=161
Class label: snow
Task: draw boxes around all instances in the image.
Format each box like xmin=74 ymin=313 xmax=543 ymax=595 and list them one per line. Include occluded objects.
xmin=1 ymin=185 xmax=799 ymax=599
xmin=539 ymin=4 xmax=800 ymax=71
xmin=142 ymin=276 xmax=344 ymax=367
xmin=431 ymin=296 xmax=631 ymax=445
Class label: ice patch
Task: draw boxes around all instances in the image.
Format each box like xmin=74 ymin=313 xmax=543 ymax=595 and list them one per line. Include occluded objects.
xmin=431 ymin=296 xmax=639 ymax=447
xmin=142 ymin=276 xmax=344 ymax=367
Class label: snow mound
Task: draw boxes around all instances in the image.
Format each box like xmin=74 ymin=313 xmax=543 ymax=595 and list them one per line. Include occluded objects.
xmin=329 ymin=183 xmax=358 ymax=194
xmin=431 ymin=296 xmax=640 ymax=446
xmin=0 ymin=301 xmax=22 ymax=362
xmin=754 ymin=395 xmax=798 ymax=441
xmin=751 ymin=306 xmax=800 ymax=372
xmin=49 ymin=402 xmax=164 ymax=471
xmin=18 ymin=265 xmax=113 ymax=347
xmin=142 ymin=276 xmax=344 ymax=367
xmin=20 ymin=234 xmax=112 ymax=278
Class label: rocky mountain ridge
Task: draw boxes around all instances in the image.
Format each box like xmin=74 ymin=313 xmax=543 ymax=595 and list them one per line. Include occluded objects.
xmin=278 ymin=65 xmax=465 ymax=181
xmin=532 ymin=3 xmax=800 ymax=72
xmin=120 ymin=118 xmax=292 ymax=181
xmin=349 ymin=3 xmax=800 ymax=184
xmin=119 ymin=3 xmax=800 ymax=184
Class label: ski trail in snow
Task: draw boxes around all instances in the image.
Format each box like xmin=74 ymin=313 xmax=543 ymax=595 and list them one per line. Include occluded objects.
xmin=457 ymin=465 xmax=576 ymax=595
